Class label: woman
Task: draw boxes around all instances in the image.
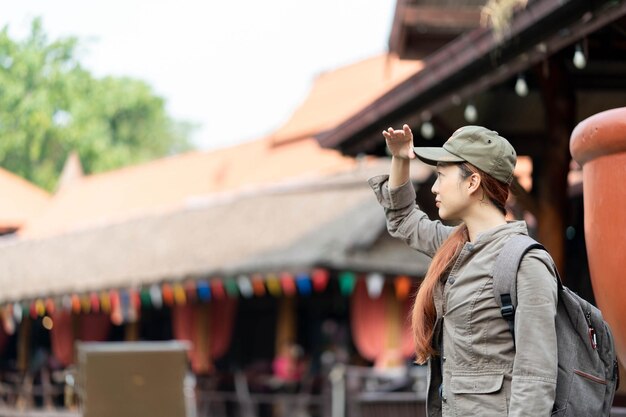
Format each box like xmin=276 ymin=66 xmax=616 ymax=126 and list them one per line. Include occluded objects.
xmin=368 ymin=125 xmax=558 ymax=416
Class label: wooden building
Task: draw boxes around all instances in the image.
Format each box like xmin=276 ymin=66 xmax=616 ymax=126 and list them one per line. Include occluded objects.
xmin=0 ymin=53 xmax=433 ymax=416
xmin=319 ymin=0 xmax=626 ymax=275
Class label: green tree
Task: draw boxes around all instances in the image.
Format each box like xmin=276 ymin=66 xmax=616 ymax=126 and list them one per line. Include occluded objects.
xmin=0 ymin=18 xmax=195 ymax=190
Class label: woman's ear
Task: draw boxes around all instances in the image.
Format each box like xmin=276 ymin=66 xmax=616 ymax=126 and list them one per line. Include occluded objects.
xmin=467 ymin=173 xmax=481 ymax=194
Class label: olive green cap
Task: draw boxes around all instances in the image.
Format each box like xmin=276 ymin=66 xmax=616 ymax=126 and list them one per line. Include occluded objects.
xmin=413 ymin=125 xmax=517 ymax=184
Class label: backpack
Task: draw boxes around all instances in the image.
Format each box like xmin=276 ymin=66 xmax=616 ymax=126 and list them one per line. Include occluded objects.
xmin=492 ymin=234 xmax=619 ymax=417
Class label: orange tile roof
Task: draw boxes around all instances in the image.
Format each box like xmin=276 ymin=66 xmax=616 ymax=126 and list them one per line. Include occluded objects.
xmin=20 ymin=53 xmax=421 ymax=239
xmin=19 ymin=137 xmax=357 ymax=238
xmin=270 ymin=54 xmax=424 ymax=145
xmin=0 ymin=167 xmax=50 ymax=230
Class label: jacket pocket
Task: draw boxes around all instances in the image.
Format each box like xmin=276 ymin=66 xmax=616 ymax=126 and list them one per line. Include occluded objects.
xmin=451 ymin=373 xmax=504 ymax=394
xmin=450 ymin=374 xmax=507 ymax=416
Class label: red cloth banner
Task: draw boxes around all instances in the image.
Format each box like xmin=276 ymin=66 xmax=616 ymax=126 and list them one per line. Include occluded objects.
xmin=172 ymin=297 xmax=237 ymax=374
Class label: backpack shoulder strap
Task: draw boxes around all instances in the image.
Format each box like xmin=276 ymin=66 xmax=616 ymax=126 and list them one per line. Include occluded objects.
xmin=492 ymin=234 xmax=546 ymax=345
xmin=492 ymin=234 xmax=546 ymax=308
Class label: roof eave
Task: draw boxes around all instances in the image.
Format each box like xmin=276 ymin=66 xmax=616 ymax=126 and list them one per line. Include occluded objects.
xmin=318 ymin=0 xmax=617 ymax=153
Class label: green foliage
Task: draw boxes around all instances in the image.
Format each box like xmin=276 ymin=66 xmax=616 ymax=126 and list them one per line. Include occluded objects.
xmin=0 ymin=18 xmax=195 ymax=191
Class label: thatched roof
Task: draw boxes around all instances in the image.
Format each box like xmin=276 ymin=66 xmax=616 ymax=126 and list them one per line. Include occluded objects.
xmin=229 ymin=195 xmax=431 ymax=277
xmin=0 ymin=160 xmax=433 ymax=303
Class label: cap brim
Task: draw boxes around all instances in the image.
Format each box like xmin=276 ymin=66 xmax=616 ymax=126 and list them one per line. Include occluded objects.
xmin=413 ymin=147 xmax=465 ymax=166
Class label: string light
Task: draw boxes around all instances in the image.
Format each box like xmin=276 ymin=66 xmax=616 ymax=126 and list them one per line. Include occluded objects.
xmin=420 ymin=121 xmax=435 ymax=139
xmin=464 ymin=102 xmax=478 ymax=123
xmin=515 ymin=74 xmax=528 ymax=97
xmin=573 ymin=44 xmax=586 ymax=69
xmin=420 ymin=111 xmax=434 ymax=140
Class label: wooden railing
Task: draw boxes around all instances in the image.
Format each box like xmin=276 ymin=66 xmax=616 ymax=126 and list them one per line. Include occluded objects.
xmin=343 ymin=365 xmax=428 ymax=417
xmin=195 ymin=371 xmax=329 ymax=417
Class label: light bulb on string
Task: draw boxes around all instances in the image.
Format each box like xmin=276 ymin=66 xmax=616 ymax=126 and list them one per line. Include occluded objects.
xmin=573 ymin=44 xmax=586 ymax=69
xmin=464 ymin=103 xmax=478 ymax=123
xmin=420 ymin=121 xmax=434 ymax=139
xmin=515 ymin=74 xmax=528 ymax=97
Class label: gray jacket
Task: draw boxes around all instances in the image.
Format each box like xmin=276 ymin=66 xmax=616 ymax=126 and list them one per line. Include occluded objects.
xmin=369 ymin=175 xmax=558 ymax=417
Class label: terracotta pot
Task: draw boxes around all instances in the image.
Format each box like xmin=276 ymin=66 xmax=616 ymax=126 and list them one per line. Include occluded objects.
xmin=570 ymin=107 xmax=626 ymax=364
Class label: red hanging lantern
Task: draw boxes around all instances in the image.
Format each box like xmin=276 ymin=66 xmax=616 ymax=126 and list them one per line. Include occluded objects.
xmin=130 ymin=289 xmax=142 ymax=310
xmin=211 ymin=279 xmax=226 ymax=299
xmin=280 ymin=272 xmax=297 ymax=297
xmin=184 ymin=281 xmax=198 ymax=304
xmin=90 ymin=293 xmax=101 ymax=313
xmin=311 ymin=268 xmax=330 ymax=293
xmin=109 ymin=290 xmax=120 ymax=310
xmin=45 ymin=298 xmax=56 ymax=315
xmin=30 ymin=301 xmax=38 ymax=319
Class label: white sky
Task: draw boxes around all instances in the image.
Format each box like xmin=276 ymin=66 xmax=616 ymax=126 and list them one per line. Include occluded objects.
xmin=1 ymin=0 xmax=396 ymax=151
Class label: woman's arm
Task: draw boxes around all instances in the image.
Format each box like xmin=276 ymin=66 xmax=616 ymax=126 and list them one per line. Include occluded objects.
xmin=370 ymin=125 xmax=453 ymax=257
xmin=508 ymin=250 xmax=558 ymax=416
xmin=368 ymin=174 xmax=453 ymax=257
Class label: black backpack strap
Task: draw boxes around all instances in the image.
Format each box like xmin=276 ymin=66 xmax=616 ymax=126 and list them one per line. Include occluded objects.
xmin=492 ymin=234 xmax=546 ymax=347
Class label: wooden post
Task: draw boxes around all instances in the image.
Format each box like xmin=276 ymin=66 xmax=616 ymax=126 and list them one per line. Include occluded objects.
xmin=535 ymin=57 xmax=575 ymax=276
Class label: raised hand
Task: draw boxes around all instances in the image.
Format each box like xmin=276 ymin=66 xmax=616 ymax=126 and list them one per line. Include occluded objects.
xmin=382 ymin=124 xmax=415 ymax=160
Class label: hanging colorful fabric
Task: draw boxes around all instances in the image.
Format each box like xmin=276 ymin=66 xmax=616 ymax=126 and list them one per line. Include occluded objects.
xmin=250 ymin=274 xmax=266 ymax=297
xmin=120 ymin=290 xmax=135 ymax=323
xmin=350 ymin=278 xmax=386 ymax=361
xmin=30 ymin=302 xmax=38 ymax=320
xmin=280 ymin=273 xmax=297 ymax=297
xmin=266 ymin=274 xmax=282 ymax=297
xmin=1 ymin=306 xmax=15 ymax=335
xmin=61 ymin=295 xmax=73 ymax=312
xmin=237 ymin=276 xmax=254 ymax=298
xmin=100 ymin=291 xmax=112 ymax=314
xmin=80 ymin=295 xmax=91 ymax=314
xmin=110 ymin=290 xmax=123 ymax=325
xmin=173 ymin=283 xmax=187 ymax=305
xmin=130 ymin=289 xmax=142 ymax=312
xmin=311 ymin=268 xmax=330 ymax=293
xmin=394 ymin=276 xmax=413 ymax=301
xmin=71 ymin=295 xmax=82 ymax=314
xmin=211 ymin=279 xmax=226 ymax=299
xmin=339 ymin=272 xmax=357 ymax=296
xmin=140 ymin=288 xmax=152 ymax=308
xmin=224 ymin=278 xmax=239 ymax=298
xmin=161 ymin=283 xmax=175 ymax=307
xmin=196 ymin=280 xmax=211 ymax=302
xmin=45 ymin=298 xmax=56 ymax=316
xmin=35 ymin=300 xmax=46 ymax=317
xmin=12 ymin=303 xmax=22 ymax=324
xmin=149 ymin=284 xmax=163 ymax=309
xmin=184 ymin=281 xmax=198 ymax=304
xmin=295 ymin=273 xmax=312 ymax=296
xmin=88 ymin=293 xmax=99 ymax=314
xmin=366 ymin=273 xmax=385 ymax=299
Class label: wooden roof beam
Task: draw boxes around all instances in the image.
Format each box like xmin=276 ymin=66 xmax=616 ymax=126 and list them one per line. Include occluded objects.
xmin=402 ymin=5 xmax=482 ymax=29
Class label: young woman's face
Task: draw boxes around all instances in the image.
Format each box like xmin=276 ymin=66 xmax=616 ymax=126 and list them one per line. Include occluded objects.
xmin=431 ymin=163 xmax=472 ymax=220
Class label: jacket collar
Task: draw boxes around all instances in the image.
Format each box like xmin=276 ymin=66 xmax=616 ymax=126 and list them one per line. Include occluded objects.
xmin=471 ymin=220 xmax=528 ymax=249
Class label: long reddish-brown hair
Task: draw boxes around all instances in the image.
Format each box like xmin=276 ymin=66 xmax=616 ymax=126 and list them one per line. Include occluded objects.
xmin=411 ymin=162 xmax=510 ymax=364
